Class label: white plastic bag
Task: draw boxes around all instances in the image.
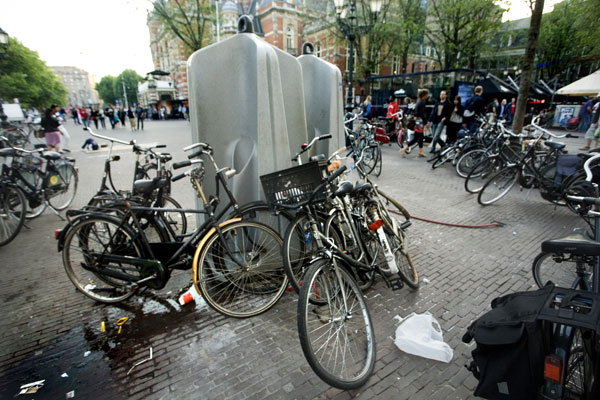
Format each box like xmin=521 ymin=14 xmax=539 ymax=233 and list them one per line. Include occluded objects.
xmin=393 ymin=312 xmax=453 ymax=363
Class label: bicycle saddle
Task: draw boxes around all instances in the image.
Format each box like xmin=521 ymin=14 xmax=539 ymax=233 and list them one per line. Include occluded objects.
xmin=541 ymin=232 xmax=600 ymax=256
xmin=133 ymin=178 xmax=169 ymax=195
xmin=352 ymin=183 xmax=372 ymax=194
xmin=334 ymin=181 xmax=353 ymax=198
xmin=544 ymin=141 xmax=566 ymax=151
xmin=41 ymin=151 xmax=62 ymax=160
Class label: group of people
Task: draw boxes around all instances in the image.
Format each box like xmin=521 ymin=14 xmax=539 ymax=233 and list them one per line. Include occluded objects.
xmin=70 ymin=105 xmax=147 ymax=131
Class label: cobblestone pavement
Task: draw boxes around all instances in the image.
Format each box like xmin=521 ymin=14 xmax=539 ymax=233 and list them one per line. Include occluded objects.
xmin=0 ymin=120 xmax=590 ymax=399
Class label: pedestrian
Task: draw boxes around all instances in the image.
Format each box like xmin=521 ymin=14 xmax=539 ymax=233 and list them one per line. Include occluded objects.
xmin=428 ymin=90 xmax=452 ymax=154
xmin=80 ymin=107 xmax=89 ymax=128
xmin=41 ymin=105 xmax=63 ymax=152
xmin=71 ymin=107 xmax=79 ymax=125
xmin=401 ymin=88 xmax=429 ymax=158
xmin=386 ymin=95 xmax=399 ymax=136
xmin=113 ymin=107 xmax=120 ymax=128
xmin=488 ymin=98 xmax=499 ymax=116
xmin=578 ymin=96 xmax=596 ymax=133
xmin=118 ymin=107 xmax=126 ymax=128
xmin=363 ymin=95 xmax=372 ymax=119
xmin=136 ymin=106 xmax=145 ymax=130
xmin=128 ymin=107 xmax=136 ymax=131
xmin=463 ymin=86 xmax=486 ymax=134
xmin=106 ymin=107 xmax=115 ymax=129
xmin=445 ymin=96 xmax=464 ymax=145
xmin=580 ymin=94 xmax=600 ymax=151
xmin=91 ymin=108 xmax=99 ymax=130
xmin=507 ymin=97 xmax=516 ymax=123
xmin=54 ymin=109 xmax=71 ymax=152
xmin=499 ymin=99 xmax=508 ymax=120
xmin=182 ymin=105 xmax=189 ymax=121
xmin=99 ymin=108 xmax=106 ymax=129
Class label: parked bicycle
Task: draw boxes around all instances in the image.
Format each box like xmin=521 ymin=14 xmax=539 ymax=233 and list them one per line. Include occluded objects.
xmin=0 ymin=176 xmax=27 ymax=246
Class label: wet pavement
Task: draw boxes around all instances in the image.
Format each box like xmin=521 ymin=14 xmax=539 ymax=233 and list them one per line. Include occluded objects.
xmin=0 ymin=119 xmax=590 ymax=399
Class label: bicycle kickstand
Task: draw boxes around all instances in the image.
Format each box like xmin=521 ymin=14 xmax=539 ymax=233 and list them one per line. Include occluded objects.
xmin=46 ymin=201 xmax=66 ymax=221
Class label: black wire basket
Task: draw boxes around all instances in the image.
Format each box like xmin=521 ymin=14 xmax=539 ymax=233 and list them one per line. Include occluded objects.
xmin=260 ymin=161 xmax=329 ymax=208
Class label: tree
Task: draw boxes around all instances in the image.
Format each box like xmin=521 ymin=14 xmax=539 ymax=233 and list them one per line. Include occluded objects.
xmin=95 ymin=70 xmax=144 ymax=107
xmin=425 ymin=0 xmax=504 ymax=69
xmin=0 ymin=38 xmax=67 ymax=109
xmin=151 ymin=0 xmax=214 ymax=54
xmin=387 ymin=0 xmax=426 ymax=74
xmin=512 ymin=0 xmax=544 ymax=134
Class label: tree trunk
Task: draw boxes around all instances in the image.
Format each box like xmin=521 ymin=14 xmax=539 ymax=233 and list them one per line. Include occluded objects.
xmin=512 ymin=0 xmax=545 ymax=133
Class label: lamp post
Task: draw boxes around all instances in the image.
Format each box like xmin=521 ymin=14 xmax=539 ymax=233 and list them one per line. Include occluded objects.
xmin=0 ymin=27 xmax=9 ymax=123
xmin=333 ymin=0 xmax=383 ymax=108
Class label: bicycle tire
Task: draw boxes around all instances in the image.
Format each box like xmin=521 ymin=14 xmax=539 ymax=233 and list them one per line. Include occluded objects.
xmin=297 ymin=259 xmax=376 ymax=390
xmin=564 ymin=330 xmax=594 ymax=397
xmin=431 ymin=147 xmax=455 ymax=169
xmin=0 ymin=184 xmax=26 ymax=246
xmin=375 ymin=188 xmax=410 ymax=221
xmin=383 ymin=224 xmax=419 ymax=289
xmin=233 ymin=200 xmax=293 ymax=237
xmin=477 ymin=166 xmax=519 ymax=205
xmin=464 ymin=155 xmax=501 ymax=194
xmin=532 ymin=252 xmax=593 ymax=290
xmin=282 ymin=211 xmax=329 ymax=295
xmin=196 ymin=221 xmax=286 ymax=318
xmin=456 ymin=149 xmax=487 ymax=178
xmin=372 ymin=143 xmax=382 ymax=177
xmin=155 ymin=195 xmax=188 ymax=237
xmin=62 ymin=215 xmax=143 ymax=303
xmin=47 ymin=163 xmax=78 ymax=210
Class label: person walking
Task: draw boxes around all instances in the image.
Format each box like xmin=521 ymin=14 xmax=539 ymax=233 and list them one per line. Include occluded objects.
xmin=71 ymin=107 xmax=80 ymax=125
xmin=41 ymin=105 xmax=63 ymax=152
xmin=363 ymin=95 xmax=372 ymax=119
xmin=578 ymin=96 xmax=597 ymax=133
xmin=386 ymin=95 xmax=399 ymax=136
xmin=118 ymin=107 xmax=126 ymax=128
xmin=428 ymin=90 xmax=451 ymax=153
xmin=445 ymin=96 xmax=465 ymax=145
xmin=401 ymin=88 xmax=429 ymax=158
xmin=99 ymin=108 xmax=106 ymax=129
xmin=136 ymin=106 xmax=145 ymax=130
xmin=499 ymin=99 xmax=508 ymax=120
xmin=127 ymin=107 xmax=136 ymax=131
xmin=507 ymin=97 xmax=516 ymax=123
xmin=91 ymin=108 xmax=99 ymax=130
xmin=580 ymin=96 xmax=600 ymax=151
xmin=106 ymin=106 xmax=115 ymax=129
xmin=463 ymin=85 xmax=486 ymax=134
xmin=54 ymin=109 xmax=71 ymax=152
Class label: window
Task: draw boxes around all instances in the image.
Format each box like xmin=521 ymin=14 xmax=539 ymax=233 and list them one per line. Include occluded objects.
xmin=316 ymin=42 xmax=322 ymax=58
xmin=285 ymin=26 xmax=294 ymax=51
xmin=392 ymin=55 xmax=400 ymax=75
xmin=370 ymin=50 xmax=380 ymax=75
xmin=425 ymin=46 xmax=431 ymax=57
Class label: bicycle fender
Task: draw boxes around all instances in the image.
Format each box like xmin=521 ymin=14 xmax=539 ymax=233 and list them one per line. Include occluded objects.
xmin=191 ymin=218 xmax=242 ymax=293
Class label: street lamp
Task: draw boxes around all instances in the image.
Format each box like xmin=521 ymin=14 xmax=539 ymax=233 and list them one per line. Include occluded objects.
xmin=333 ymin=0 xmax=383 ymax=107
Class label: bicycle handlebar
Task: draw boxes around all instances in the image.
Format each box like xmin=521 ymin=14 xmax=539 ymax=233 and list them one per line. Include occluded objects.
xmin=173 ymin=160 xmax=191 ymax=170
xmin=531 ymin=116 xmax=566 ymax=139
xmin=84 ymin=127 xmax=133 ymax=146
xmin=292 ymin=134 xmax=332 ymax=163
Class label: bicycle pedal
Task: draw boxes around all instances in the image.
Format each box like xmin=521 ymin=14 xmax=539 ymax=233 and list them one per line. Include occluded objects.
xmin=387 ymin=278 xmax=404 ymax=291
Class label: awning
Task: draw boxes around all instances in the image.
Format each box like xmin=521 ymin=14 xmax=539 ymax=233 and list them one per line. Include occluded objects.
xmin=556 ymin=69 xmax=600 ymax=96
xmin=476 ymin=78 xmax=517 ymax=96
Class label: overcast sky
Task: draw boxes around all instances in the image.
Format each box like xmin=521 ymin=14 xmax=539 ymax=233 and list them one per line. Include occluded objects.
xmin=0 ymin=0 xmax=564 ymax=81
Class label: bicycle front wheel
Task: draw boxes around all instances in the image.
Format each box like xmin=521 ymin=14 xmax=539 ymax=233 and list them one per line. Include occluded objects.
xmin=196 ymin=221 xmax=286 ymax=318
xmin=456 ymin=149 xmax=486 ymax=178
xmin=477 ymin=166 xmax=519 ymax=205
xmin=48 ymin=163 xmax=78 ymax=210
xmin=298 ymin=259 xmax=376 ymax=390
xmin=532 ymin=252 xmax=592 ymax=290
xmin=362 ymin=142 xmax=382 ymax=177
xmin=156 ymin=195 xmax=188 ymax=237
xmin=0 ymin=184 xmax=26 ymax=246
xmin=464 ymin=155 xmax=501 ymax=194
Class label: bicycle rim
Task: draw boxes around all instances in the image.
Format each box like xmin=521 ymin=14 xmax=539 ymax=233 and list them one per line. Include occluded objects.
xmin=0 ymin=185 xmax=26 ymax=246
xmin=48 ymin=163 xmax=78 ymax=210
xmin=464 ymin=156 xmax=499 ymax=194
xmin=532 ymin=252 xmax=593 ymax=290
xmin=298 ymin=260 xmax=376 ymax=390
xmin=456 ymin=149 xmax=486 ymax=178
xmin=197 ymin=221 xmax=287 ymax=318
xmin=478 ymin=167 xmax=519 ymax=205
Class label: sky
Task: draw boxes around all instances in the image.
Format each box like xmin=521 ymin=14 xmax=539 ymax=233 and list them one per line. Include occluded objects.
xmin=0 ymin=0 xmax=566 ymax=81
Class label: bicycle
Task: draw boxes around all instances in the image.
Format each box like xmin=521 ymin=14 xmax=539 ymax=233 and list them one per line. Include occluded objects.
xmin=344 ymin=113 xmax=382 ymax=177
xmin=261 ymin=155 xmax=416 ymax=389
xmin=0 ymin=176 xmax=27 ymax=246
xmin=477 ymin=118 xmax=567 ymax=206
xmin=0 ymin=136 xmax=78 ymax=219
xmin=531 ymin=153 xmax=600 ymax=398
xmin=57 ymin=142 xmax=288 ymax=318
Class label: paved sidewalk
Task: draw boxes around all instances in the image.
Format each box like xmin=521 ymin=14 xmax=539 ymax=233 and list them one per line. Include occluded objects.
xmin=0 ymin=121 xmax=590 ymax=399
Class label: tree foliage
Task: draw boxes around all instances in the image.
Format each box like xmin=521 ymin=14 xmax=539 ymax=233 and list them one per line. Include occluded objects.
xmin=425 ymin=0 xmax=504 ymax=69
xmin=95 ymin=69 xmax=144 ymax=107
xmin=386 ymin=0 xmax=426 ymax=74
xmin=0 ymin=38 xmax=67 ymax=109
xmin=151 ymin=0 xmax=214 ymax=54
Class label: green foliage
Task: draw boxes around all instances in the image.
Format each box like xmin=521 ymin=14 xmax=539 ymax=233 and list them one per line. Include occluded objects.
xmin=95 ymin=69 xmax=143 ymax=107
xmin=386 ymin=0 xmax=427 ymax=74
xmin=425 ymin=0 xmax=504 ymax=69
xmin=152 ymin=0 xmax=214 ymax=53
xmin=0 ymin=38 xmax=67 ymax=109
xmin=537 ymin=0 xmax=600 ymax=81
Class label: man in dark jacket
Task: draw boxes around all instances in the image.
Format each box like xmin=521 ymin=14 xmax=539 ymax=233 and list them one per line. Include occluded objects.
xmin=428 ymin=90 xmax=452 ymax=153
xmin=464 ymin=86 xmax=485 ymax=134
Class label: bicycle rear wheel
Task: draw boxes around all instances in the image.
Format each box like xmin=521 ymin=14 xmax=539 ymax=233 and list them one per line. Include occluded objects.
xmin=156 ymin=195 xmax=188 ymax=237
xmin=196 ymin=221 xmax=286 ymax=318
xmin=431 ymin=147 xmax=456 ymax=169
xmin=298 ymin=259 xmax=376 ymax=390
xmin=0 ymin=184 xmax=26 ymax=246
xmin=464 ymin=155 xmax=501 ymax=194
xmin=62 ymin=216 xmax=142 ymax=303
xmin=532 ymin=252 xmax=592 ymax=290
xmin=362 ymin=142 xmax=381 ymax=177
xmin=477 ymin=166 xmax=519 ymax=205
xmin=456 ymin=149 xmax=486 ymax=178
xmin=47 ymin=163 xmax=78 ymax=210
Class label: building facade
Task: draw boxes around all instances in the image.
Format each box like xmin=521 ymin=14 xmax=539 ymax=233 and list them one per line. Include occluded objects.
xmin=51 ymin=66 xmax=100 ymax=107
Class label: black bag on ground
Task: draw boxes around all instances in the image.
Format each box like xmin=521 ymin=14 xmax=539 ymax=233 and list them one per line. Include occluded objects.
xmin=462 ymin=285 xmax=553 ymax=399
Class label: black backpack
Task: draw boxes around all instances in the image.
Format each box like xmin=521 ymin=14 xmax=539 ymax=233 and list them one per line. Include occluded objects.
xmin=462 ymin=285 xmax=554 ymax=399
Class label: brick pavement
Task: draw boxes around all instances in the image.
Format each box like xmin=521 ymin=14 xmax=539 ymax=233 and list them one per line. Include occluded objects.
xmin=0 ymin=121 xmax=590 ymax=399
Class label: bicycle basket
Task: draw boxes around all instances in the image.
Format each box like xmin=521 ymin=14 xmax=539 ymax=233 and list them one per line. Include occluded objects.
xmin=260 ymin=161 xmax=328 ymax=207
